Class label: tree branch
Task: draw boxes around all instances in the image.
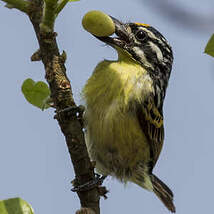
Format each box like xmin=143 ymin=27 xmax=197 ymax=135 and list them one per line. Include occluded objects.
xmin=1 ymin=0 xmax=102 ymax=213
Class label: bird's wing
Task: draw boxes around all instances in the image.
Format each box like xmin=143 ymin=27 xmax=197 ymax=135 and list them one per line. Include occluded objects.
xmin=136 ymin=95 xmax=164 ymax=169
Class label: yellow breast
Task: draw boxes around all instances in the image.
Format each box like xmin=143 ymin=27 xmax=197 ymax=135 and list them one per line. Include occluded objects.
xmin=82 ymin=56 xmax=154 ymax=176
xmin=83 ymin=57 xmax=154 ymax=109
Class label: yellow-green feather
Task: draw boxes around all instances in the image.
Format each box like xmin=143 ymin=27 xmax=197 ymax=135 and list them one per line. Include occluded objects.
xmin=82 ymin=49 xmax=154 ymax=189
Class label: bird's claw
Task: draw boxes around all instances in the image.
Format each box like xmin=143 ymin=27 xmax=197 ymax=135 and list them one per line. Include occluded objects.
xmin=71 ymin=173 xmax=107 ymax=193
xmin=54 ymin=105 xmax=85 ymax=125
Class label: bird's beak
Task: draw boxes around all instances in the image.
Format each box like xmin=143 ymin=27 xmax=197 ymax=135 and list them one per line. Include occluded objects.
xmin=95 ymin=16 xmax=130 ymax=48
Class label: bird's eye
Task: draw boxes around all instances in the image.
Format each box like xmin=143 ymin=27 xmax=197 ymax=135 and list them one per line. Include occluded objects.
xmin=135 ymin=30 xmax=147 ymax=41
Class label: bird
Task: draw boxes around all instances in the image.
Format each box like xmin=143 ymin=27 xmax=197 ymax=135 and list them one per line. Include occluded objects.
xmin=82 ymin=16 xmax=175 ymax=212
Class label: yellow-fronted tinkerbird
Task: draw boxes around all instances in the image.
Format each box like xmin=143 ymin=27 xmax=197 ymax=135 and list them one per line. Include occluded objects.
xmin=82 ymin=12 xmax=175 ymax=212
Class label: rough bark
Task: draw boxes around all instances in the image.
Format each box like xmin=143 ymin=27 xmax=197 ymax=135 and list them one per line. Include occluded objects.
xmin=1 ymin=0 xmax=101 ymax=213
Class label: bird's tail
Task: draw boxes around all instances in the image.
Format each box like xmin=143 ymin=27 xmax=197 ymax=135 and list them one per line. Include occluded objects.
xmin=151 ymin=174 xmax=176 ymax=213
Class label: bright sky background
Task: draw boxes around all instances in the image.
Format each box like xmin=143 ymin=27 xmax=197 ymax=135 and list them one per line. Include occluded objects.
xmin=1 ymin=0 xmax=214 ymax=213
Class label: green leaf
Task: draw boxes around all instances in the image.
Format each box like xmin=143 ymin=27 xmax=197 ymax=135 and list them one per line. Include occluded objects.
xmin=21 ymin=78 xmax=51 ymax=110
xmin=0 ymin=198 xmax=34 ymax=214
xmin=69 ymin=0 xmax=80 ymax=2
xmin=205 ymin=34 xmax=214 ymax=57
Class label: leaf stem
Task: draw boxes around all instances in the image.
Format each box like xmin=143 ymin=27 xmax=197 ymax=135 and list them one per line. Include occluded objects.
xmin=55 ymin=0 xmax=69 ymax=17
xmin=40 ymin=0 xmax=58 ymax=33
xmin=2 ymin=0 xmax=30 ymax=13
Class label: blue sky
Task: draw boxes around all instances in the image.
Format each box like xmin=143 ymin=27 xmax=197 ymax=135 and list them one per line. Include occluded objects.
xmin=1 ymin=0 xmax=214 ymax=213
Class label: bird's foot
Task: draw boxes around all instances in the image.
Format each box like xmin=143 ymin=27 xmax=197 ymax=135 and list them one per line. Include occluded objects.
xmin=71 ymin=173 xmax=107 ymax=192
xmin=71 ymin=173 xmax=108 ymax=198
xmin=54 ymin=105 xmax=85 ymax=125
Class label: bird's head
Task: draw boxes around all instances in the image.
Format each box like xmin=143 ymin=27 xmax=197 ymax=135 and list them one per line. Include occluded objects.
xmin=94 ymin=17 xmax=173 ymax=89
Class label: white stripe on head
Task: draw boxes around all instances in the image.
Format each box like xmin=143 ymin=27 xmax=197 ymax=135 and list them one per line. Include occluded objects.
xmin=142 ymin=27 xmax=167 ymax=47
xmin=133 ymin=47 xmax=154 ymax=69
xmin=142 ymin=27 xmax=158 ymax=40
xmin=148 ymin=41 xmax=163 ymax=62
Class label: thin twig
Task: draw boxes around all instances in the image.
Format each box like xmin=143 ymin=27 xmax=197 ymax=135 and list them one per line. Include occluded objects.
xmin=40 ymin=0 xmax=58 ymax=33
xmin=55 ymin=0 xmax=69 ymax=17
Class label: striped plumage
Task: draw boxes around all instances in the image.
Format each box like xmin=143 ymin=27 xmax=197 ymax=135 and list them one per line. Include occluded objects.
xmin=83 ymin=18 xmax=175 ymax=212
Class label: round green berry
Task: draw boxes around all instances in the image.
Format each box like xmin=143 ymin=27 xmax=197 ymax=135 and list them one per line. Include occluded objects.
xmin=82 ymin=10 xmax=115 ymax=37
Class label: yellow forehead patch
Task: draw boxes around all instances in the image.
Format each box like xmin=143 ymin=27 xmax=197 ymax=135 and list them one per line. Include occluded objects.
xmin=135 ymin=23 xmax=150 ymax=27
